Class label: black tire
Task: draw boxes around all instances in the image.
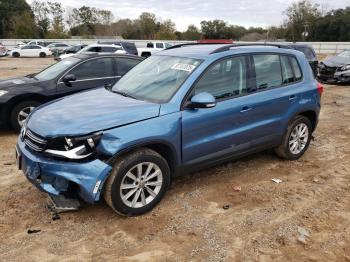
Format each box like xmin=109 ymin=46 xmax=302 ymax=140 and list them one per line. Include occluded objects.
xmin=274 ymin=115 xmax=312 ymax=160
xmin=12 ymin=52 xmax=20 ymax=58
xmin=104 ymin=148 xmax=171 ymax=216
xmin=39 ymin=52 xmax=46 ymax=58
xmin=10 ymin=101 xmax=40 ymax=132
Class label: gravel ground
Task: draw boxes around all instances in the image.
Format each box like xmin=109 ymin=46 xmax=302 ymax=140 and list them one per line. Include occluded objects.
xmin=0 ymin=56 xmax=349 ymax=261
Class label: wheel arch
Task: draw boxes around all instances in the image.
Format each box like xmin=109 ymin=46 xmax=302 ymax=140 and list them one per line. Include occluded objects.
xmin=108 ymin=140 xmax=179 ymax=177
xmin=297 ymin=110 xmax=318 ymax=132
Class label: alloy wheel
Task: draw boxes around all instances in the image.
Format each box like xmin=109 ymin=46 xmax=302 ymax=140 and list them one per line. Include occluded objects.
xmin=120 ymin=162 xmax=163 ymax=208
xmin=289 ymin=123 xmax=309 ymax=155
xmin=17 ymin=106 xmax=35 ymax=127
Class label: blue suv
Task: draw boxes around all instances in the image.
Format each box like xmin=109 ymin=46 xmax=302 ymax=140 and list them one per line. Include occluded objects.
xmin=16 ymin=44 xmax=322 ymax=216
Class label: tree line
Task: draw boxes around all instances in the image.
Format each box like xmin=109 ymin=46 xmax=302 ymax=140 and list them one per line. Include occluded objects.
xmin=0 ymin=0 xmax=349 ymax=41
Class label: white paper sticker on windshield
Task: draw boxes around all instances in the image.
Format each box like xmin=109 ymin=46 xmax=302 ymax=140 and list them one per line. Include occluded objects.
xmin=171 ymin=63 xmax=196 ymax=72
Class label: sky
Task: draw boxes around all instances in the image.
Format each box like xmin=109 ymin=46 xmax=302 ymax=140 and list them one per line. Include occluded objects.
xmin=26 ymin=0 xmax=350 ymax=31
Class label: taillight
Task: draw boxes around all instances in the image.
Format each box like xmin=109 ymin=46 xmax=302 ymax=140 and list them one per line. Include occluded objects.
xmin=317 ymin=82 xmax=323 ymax=96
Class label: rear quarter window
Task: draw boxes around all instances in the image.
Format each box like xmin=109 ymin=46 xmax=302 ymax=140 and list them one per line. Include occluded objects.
xmin=290 ymin=57 xmax=302 ymax=81
xmin=253 ymin=54 xmax=282 ymax=89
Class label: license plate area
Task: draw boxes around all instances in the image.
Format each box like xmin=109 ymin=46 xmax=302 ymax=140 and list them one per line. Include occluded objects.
xmin=15 ymin=147 xmax=22 ymax=170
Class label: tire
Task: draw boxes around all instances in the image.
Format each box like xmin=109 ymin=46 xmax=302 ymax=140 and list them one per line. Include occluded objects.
xmin=12 ymin=52 xmax=20 ymax=58
xmin=274 ymin=115 xmax=312 ymax=160
xmin=104 ymin=148 xmax=171 ymax=216
xmin=39 ymin=52 xmax=46 ymax=58
xmin=10 ymin=101 xmax=40 ymax=132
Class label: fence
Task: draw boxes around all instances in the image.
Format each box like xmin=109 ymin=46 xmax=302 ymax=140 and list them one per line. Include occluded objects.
xmin=1 ymin=39 xmax=350 ymax=54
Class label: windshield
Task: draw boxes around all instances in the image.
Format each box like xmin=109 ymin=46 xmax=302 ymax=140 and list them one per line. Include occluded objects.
xmin=338 ymin=50 xmax=350 ymax=58
xmin=35 ymin=57 xmax=80 ymax=81
xmin=112 ymin=55 xmax=201 ymax=103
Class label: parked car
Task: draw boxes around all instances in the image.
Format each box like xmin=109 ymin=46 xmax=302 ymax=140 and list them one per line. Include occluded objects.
xmin=0 ymin=43 xmax=8 ymax=56
xmin=15 ymin=44 xmax=322 ymax=216
xmin=98 ymin=41 xmax=138 ymax=55
xmin=137 ymin=41 xmax=172 ymax=57
xmin=318 ymin=49 xmax=350 ymax=84
xmin=47 ymin=42 xmax=70 ymax=52
xmin=286 ymin=44 xmax=318 ymax=77
xmin=18 ymin=40 xmax=46 ymax=48
xmin=0 ymin=53 xmax=143 ymax=131
xmin=54 ymin=44 xmax=87 ymax=60
xmin=9 ymin=45 xmax=52 ymax=58
xmin=59 ymin=44 xmax=126 ymax=60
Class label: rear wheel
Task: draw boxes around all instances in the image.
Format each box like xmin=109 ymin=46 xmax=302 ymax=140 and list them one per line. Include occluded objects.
xmin=275 ymin=115 xmax=312 ymax=160
xmin=10 ymin=101 xmax=40 ymax=132
xmin=104 ymin=148 xmax=171 ymax=216
xmin=39 ymin=52 xmax=46 ymax=58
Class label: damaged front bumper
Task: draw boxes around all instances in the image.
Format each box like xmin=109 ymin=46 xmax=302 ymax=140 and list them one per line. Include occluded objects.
xmin=16 ymin=138 xmax=112 ymax=203
xmin=334 ymin=70 xmax=350 ymax=83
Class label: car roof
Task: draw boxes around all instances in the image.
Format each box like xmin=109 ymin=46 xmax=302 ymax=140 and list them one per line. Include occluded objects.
xmin=158 ymin=44 xmax=303 ymax=60
xmin=87 ymin=44 xmax=122 ymax=48
xmin=72 ymin=52 xmax=143 ymax=60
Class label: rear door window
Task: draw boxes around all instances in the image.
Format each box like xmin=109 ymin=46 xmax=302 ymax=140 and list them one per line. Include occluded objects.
xmin=69 ymin=57 xmax=114 ymax=80
xmin=116 ymin=58 xmax=141 ymax=76
xmin=156 ymin=43 xmax=164 ymax=48
xmin=253 ymin=54 xmax=282 ymax=89
xmin=101 ymin=46 xmax=117 ymax=52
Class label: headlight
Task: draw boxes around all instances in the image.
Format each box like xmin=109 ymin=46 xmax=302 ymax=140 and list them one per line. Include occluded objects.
xmin=341 ymin=65 xmax=350 ymax=71
xmin=0 ymin=90 xmax=8 ymax=97
xmin=45 ymin=132 xmax=103 ymax=160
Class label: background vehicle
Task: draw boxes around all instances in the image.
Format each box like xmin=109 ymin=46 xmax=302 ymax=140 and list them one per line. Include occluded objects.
xmin=9 ymin=45 xmax=52 ymax=58
xmin=318 ymin=49 xmax=350 ymax=84
xmin=98 ymin=41 xmax=138 ymax=55
xmin=0 ymin=43 xmax=8 ymax=56
xmin=286 ymin=44 xmax=318 ymax=77
xmin=16 ymin=44 xmax=321 ymax=216
xmin=0 ymin=53 xmax=143 ymax=131
xmin=59 ymin=44 xmax=126 ymax=60
xmin=47 ymin=42 xmax=70 ymax=52
xmin=54 ymin=44 xmax=87 ymax=60
xmin=137 ymin=41 xmax=172 ymax=57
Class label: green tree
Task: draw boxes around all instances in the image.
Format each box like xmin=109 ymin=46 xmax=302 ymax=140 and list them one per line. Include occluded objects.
xmin=31 ymin=1 xmax=50 ymax=38
xmin=155 ymin=19 xmax=176 ymax=40
xmin=284 ymin=0 xmax=321 ymax=41
xmin=0 ymin=0 xmax=36 ymax=38
xmin=138 ymin=12 xmax=157 ymax=39
xmin=182 ymin=25 xmax=201 ymax=40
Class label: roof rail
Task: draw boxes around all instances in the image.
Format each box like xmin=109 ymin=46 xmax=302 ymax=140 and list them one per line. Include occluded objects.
xmin=165 ymin=42 xmax=233 ymax=50
xmin=210 ymin=43 xmax=291 ymax=54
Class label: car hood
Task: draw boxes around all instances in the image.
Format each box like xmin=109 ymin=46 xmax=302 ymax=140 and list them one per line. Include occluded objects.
xmin=0 ymin=76 xmax=37 ymax=90
xmin=27 ymin=87 xmax=161 ymax=137
xmin=323 ymin=55 xmax=350 ymax=67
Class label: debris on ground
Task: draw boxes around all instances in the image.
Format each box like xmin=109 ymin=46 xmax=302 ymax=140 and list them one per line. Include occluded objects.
xmin=52 ymin=213 xmax=60 ymax=221
xmin=231 ymin=184 xmax=241 ymax=192
xmin=297 ymin=227 xmax=310 ymax=244
xmin=3 ymin=162 xmax=12 ymax=166
xmin=223 ymin=204 xmax=230 ymax=210
xmin=271 ymin=178 xmax=283 ymax=184
xmin=27 ymin=229 xmax=41 ymax=234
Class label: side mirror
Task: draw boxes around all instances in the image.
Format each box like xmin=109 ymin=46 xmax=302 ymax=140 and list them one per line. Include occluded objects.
xmin=189 ymin=92 xmax=216 ymax=109
xmin=62 ymin=74 xmax=76 ymax=83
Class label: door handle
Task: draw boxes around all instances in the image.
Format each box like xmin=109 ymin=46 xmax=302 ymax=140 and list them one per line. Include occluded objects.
xmin=289 ymin=95 xmax=297 ymax=101
xmin=240 ymin=106 xmax=252 ymax=113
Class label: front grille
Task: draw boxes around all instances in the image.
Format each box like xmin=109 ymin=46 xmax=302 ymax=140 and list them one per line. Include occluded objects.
xmin=24 ymin=129 xmax=47 ymax=152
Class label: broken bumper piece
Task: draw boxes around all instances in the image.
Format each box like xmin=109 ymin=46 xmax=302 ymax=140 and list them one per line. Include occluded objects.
xmin=16 ymin=138 xmax=112 ymax=203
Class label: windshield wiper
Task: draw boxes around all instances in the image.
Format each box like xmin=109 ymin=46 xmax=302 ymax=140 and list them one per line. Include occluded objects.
xmin=112 ymin=90 xmax=137 ymax=99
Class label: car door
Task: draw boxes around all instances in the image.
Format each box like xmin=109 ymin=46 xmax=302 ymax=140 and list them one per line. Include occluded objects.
xmin=182 ymin=56 xmax=254 ymax=165
xmin=30 ymin=46 xmax=42 ymax=56
xmin=20 ymin=46 xmax=32 ymax=56
xmin=56 ymin=57 xmax=118 ymax=95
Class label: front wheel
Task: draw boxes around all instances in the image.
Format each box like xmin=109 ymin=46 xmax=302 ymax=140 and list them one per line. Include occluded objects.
xmin=10 ymin=101 xmax=40 ymax=132
xmin=104 ymin=148 xmax=171 ymax=216
xmin=274 ymin=115 xmax=312 ymax=160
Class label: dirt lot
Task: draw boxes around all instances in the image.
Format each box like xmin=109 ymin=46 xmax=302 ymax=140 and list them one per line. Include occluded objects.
xmin=0 ymin=57 xmax=349 ymax=262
